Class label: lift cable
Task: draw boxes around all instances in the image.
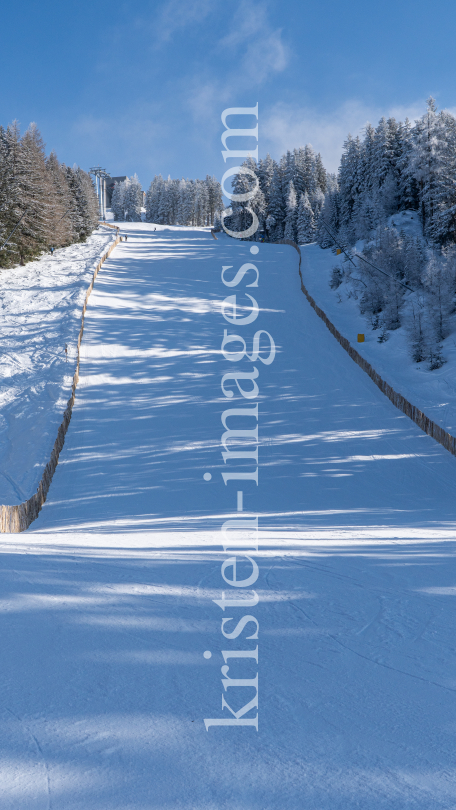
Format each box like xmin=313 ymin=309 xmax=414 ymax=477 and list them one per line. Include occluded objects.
xmin=319 ymin=218 xmax=414 ymax=293
xmin=0 ymin=209 xmax=29 ymax=252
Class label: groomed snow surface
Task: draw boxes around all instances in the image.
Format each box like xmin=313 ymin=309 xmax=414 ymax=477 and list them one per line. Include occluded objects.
xmin=1 ymin=222 xmax=456 ymax=808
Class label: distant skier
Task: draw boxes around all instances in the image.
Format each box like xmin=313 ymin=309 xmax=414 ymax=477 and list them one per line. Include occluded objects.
xmin=50 ymin=246 xmax=55 ymax=255
xmin=124 ymin=234 xmax=128 ymax=241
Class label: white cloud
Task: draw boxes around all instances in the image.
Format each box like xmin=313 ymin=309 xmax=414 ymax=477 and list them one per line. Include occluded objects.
xmin=183 ymin=2 xmax=290 ymax=134
xmin=219 ymin=1 xmax=289 ymax=85
xmin=186 ymin=81 xmax=228 ymax=123
xmin=155 ymin=0 xmax=213 ymax=42
xmin=262 ymin=99 xmax=426 ymax=172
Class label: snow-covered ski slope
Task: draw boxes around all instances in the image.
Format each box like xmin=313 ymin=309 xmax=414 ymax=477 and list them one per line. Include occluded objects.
xmin=2 ymin=222 xmax=456 ymax=808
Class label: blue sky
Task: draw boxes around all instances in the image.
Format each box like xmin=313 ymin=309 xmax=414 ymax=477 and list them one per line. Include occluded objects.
xmin=2 ymin=0 xmax=456 ymax=187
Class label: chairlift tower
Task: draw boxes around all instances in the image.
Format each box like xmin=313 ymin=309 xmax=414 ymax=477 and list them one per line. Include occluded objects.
xmin=89 ymin=166 xmax=109 ymax=220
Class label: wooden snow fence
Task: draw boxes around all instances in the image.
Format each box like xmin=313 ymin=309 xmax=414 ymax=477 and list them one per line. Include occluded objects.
xmin=276 ymin=238 xmax=456 ymax=458
xmin=0 ymin=226 xmax=121 ymax=533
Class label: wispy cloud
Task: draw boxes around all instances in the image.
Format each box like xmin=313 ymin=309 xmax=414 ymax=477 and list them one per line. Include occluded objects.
xmin=156 ymin=0 xmax=214 ymax=43
xmin=219 ymin=1 xmax=289 ymax=85
xmin=184 ymin=1 xmax=290 ymax=133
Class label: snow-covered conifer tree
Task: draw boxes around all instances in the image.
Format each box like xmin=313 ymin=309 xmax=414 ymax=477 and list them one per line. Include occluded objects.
xmin=46 ymin=150 xmax=74 ymax=245
xmin=227 ymin=161 xmax=265 ymax=238
xmin=66 ymin=165 xmax=98 ymax=241
xmin=145 ymin=175 xmax=163 ymax=223
xmin=311 ymin=187 xmax=325 ymax=221
xmin=302 ymin=145 xmax=318 ymax=200
xmin=407 ymin=297 xmax=429 ymax=363
xmin=422 ymin=256 xmax=453 ymax=342
xmin=111 ymin=181 xmax=126 ymax=222
xmin=338 ymin=135 xmax=361 ymax=244
xmin=257 ymin=153 xmax=276 ymax=201
xmin=284 ymin=181 xmax=298 ymax=241
xmin=206 ymin=175 xmax=223 ymax=226
xmin=297 ymin=192 xmax=316 ymax=244
xmin=409 ymin=98 xmax=445 ymax=239
xmin=8 ymin=122 xmax=50 ymax=262
xmin=124 ymin=174 xmax=143 ymax=222
xmin=315 ymin=153 xmax=327 ymax=193
xmin=316 ymin=182 xmax=340 ymax=248
xmin=267 ymin=169 xmax=285 ymax=241
xmin=280 ymin=151 xmax=294 ymax=199
xmin=0 ymin=119 xmax=98 ymax=266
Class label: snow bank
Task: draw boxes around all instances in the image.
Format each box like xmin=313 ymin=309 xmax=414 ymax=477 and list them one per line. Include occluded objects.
xmin=301 ymin=242 xmax=456 ymax=439
xmin=0 ymin=227 xmax=118 ymax=505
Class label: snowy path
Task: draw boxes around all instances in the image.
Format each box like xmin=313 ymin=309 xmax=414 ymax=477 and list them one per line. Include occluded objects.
xmin=1 ymin=223 xmax=456 ymax=808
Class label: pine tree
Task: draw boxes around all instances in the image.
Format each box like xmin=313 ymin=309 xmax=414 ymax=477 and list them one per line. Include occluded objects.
xmin=409 ymin=98 xmax=444 ymax=239
xmin=280 ymin=151 xmax=295 ymax=199
xmin=311 ymin=187 xmax=325 ymax=220
xmin=315 ymin=153 xmax=327 ymax=193
xmin=228 ymin=163 xmax=265 ymax=238
xmin=403 ymin=235 xmax=426 ymax=288
xmin=430 ymin=111 xmax=456 ymax=243
xmin=111 ymin=180 xmax=126 ymax=221
xmin=395 ymin=119 xmax=418 ymax=211
xmin=145 ymin=174 xmax=221 ymax=227
xmin=284 ymin=181 xmax=297 ymax=241
xmin=145 ymin=175 xmax=163 ymax=223
xmin=422 ymin=256 xmax=453 ymax=342
xmin=407 ymin=298 xmax=428 ymax=363
xmin=206 ymin=175 xmax=223 ymax=225
xmin=302 ymin=144 xmax=318 ymax=199
xmin=0 ymin=127 xmax=12 ymax=252
xmin=79 ymin=168 xmax=99 ymax=232
xmin=297 ymin=192 xmax=316 ymax=244
xmin=316 ymin=184 xmax=340 ymax=248
xmin=267 ymin=168 xmax=285 ymax=241
xmin=257 ymin=153 xmax=276 ymax=200
xmin=5 ymin=121 xmax=50 ymax=263
xmin=338 ymin=135 xmax=361 ymax=244
xmin=46 ymin=150 xmax=74 ymax=246
xmin=124 ymin=174 xmax=143 ymax=222
xmin=0 ymin=122 xmax=24 ymax=265
xmin=379 ymin=170 xmax=399 ymax=216
xmin=22 ymin=124 xmax=55 ymax=250
xmin=230 ymin=146 xmax=330 ymax=243
xmin=292 ymin=148 xmax=306 ymax=198
xmin=371 ymin=117 xmax=398 ymax=194
xmin=66 ymin=166 xmax=83 ymax=239
xmin=0 ymin=120 xmax=98 ymax=267
xmin=183 ymin=179 xmax=196 ymax=225
xmin=168 ymin=178 xmax=180 ymax=225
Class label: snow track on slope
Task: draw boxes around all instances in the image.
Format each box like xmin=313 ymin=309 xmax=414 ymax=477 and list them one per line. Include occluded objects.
xmin=0 ymin=223 xmax=455 ymax=808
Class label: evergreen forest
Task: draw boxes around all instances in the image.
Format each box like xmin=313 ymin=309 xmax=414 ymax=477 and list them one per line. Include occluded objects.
xmin=0 ymin=121 xmax=99 ymax=268
xmin=227 ymin=99 xmax=456 ymax=368
xmin=112 ymin=174 xmax=223 ymax=227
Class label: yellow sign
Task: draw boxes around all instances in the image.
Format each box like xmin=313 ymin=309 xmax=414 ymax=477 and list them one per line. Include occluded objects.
xmin=336 ymin=248 xmax=341 ymax=255
xmin=357 ymin=334 xmax=365 ymax=343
